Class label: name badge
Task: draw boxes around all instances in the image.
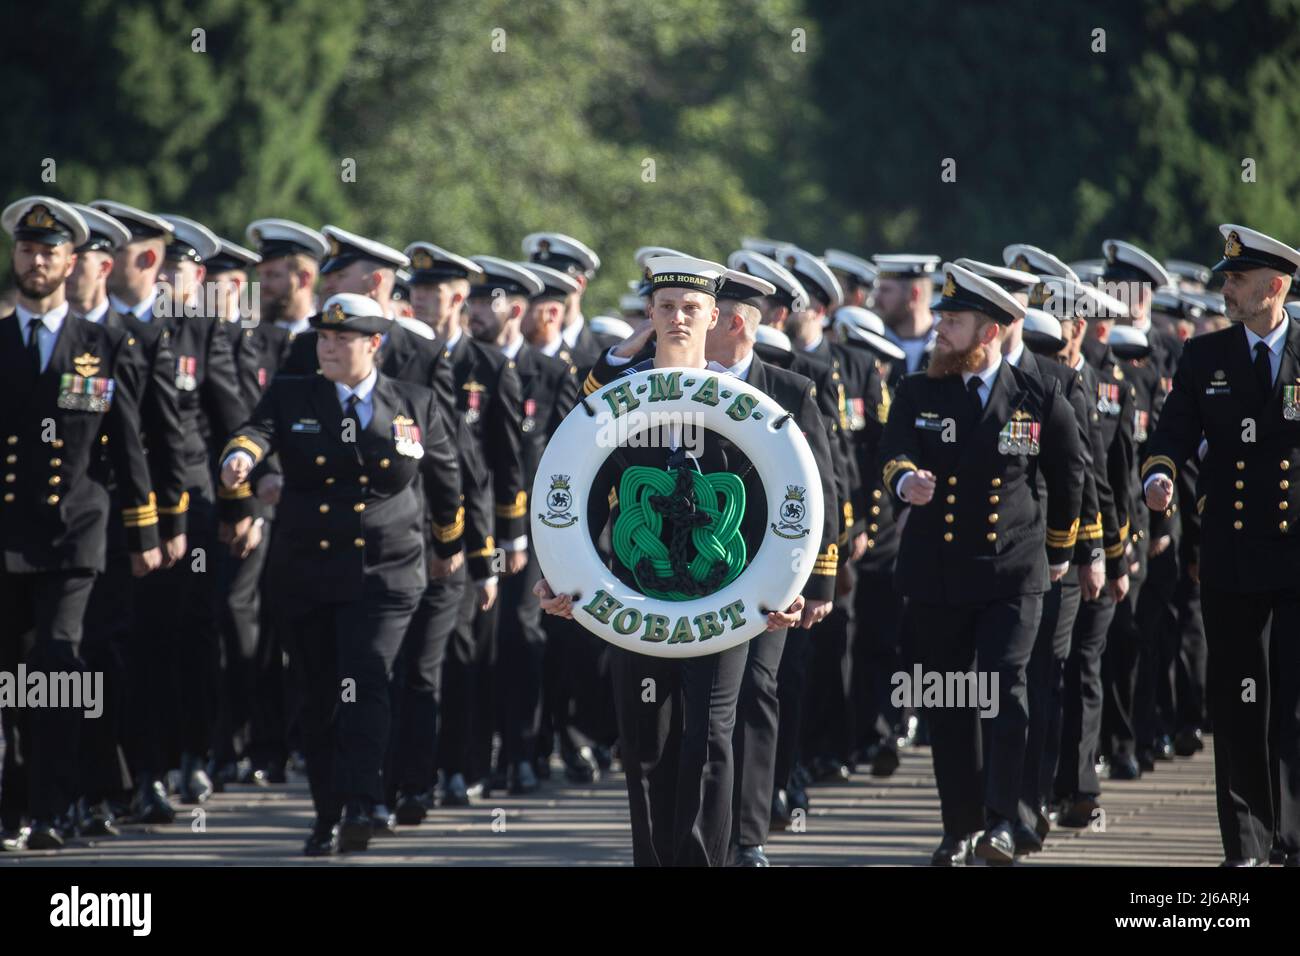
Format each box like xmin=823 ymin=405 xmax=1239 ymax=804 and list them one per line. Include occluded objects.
xmin=57 ymin=374 xmax=115 ymax=412
xmin=1205 ymin=386 xmax=1231 ymax=396
xmin=291 ymin=419 xmax=321 ymax=433
xmin=914 ymin=413 xmax=945 ymax=432
xmin=393 ymin=416 xmax=423 ymax=458
xmin=997 ymin=419 xmax=1039 ymax=455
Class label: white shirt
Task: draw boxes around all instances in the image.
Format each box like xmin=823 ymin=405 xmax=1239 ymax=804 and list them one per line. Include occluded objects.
xmin=960 ymin=353 xmax=1003 ymax=409
xmin=80 ymin=299 xmax=110 ymax=325
xmin=886 ymin=322 xmax=937 ymax=373
xmin=444 ymin=325 xmax=463 ymax=352
xmin=726 ymin=351 xmax=756 ymax=382
xmin=334 ymin=368 xmax=378 ymax=429
xmin=1245 ymin=319 xmax=1287 ymax=385
xmin=801 ymin=332 xmax=825 ymax=353
xmin=109 ymin=290 xmax=157 ymax=322
xmin=500 ymin=335 xmax=525 ymax=362
xmin=16 ymin=301 xmax=69 ymax=372
xmin=538 ymin=333 xmax=564 ymax=358
xmin=561 ymin=315 xmax=585 ymax=349
xmin=275 ymin=315 xmax=311 ymax=339
xmin=1005 ymin=341 xmax=1026 ymax=369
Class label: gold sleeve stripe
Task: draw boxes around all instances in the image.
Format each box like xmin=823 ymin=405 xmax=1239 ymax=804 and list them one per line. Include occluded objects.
xmin=123 ymin=513 xmax=159 ymax=528
xmin=1046 ymin=517 xmax=1081 ymax=549
xmin=432 ymin=507 xmax=466 ymax=542
xmin=583 ymin=372 xmax=602 ymax=396
xmin=1140 ymin=455 xmax=1177 ymax=481
xmin=1079 ymin=513 xmax=1104 ymax=540
xmin=221 ymin=435 xmax=265 ymax=465
xmin=122 ymin=492 xmax=158 ymax=520
xmin=1104 ymin=520 xmax=1131 ymax=558
xmin=467 ymin=535 xmax=496 ymax=558
xmin=218 ymin=483 xmax=252 ymax=499
xmin=158 ymin=491 xmax=191 ymax=516
xmin=881 ymin=458 xmax=917 ymax=489
xmin=495 ymin=490 xmax=527 ymax=518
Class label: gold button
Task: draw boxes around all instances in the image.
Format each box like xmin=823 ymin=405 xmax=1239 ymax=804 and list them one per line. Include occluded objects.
xmin=943 ymin=532 xmax=954 ymax=542
xmin=5 ymin=436 xmax=16 ymax=445
xmin=359 ymin=476 xmax=369 ymax=485
xmin=47 ymin=494 xmax=59 ymax=505
xmin=1281 ymin=480 xmax=1290 ymax=490
xmin=989 ymin=495 xmax=1000 ymax=504
xmin=1237 ymin=460 xmax=1246 ymax=470
xmin=315 ymin=455 xmax=326 ymax=465
xmin=1281 ymin=502 xmax=1289 ymax=511
xmin=101 ymin=435 xmax=108 ymax=445
xmin=354 ymin=502 xmax=366 ymax=513
xmin=1283 ymin=460 xmax=1292 ymax=470
xmin=4 ymin=474 xmax=14 ymax=483
xmin=354 ymin=537 xmax=365 ymax=548
xmin=319 ymin=540 xmax=330 ymax=550
xmin=1235 ymin=500 xmax=1244 ymax=510
xmin=869 ymin=523 xmax=878 ymax=532
xmin=946 ymin=494 xmax=956 ymax=504
xmin=988 ymin=513 xmax=999 ymax=523
xmin=49 ymin=458 xmax=60 ymax=467
xmin=945 ymin=513 xmax=955 ymax=523
xmin=379 ymin=458 xmax=391 ymax=469
xmin=49 ymin=476 xmax=60 ymax=486
xmin=319 ymin=504 xmax=330 ymax=514
xmin=870 ymin=505 xmax=880 ymax=515
xmin=872 ymin=489 xmax=882 ymax=500
xmin=865 ymin=538 xmax=875 ymax=549
xmin=50 ymin=439 xmax=62 ymax=448
xmin=1235 ymin=480 xmax=1244 ymax=490
xmin=948 ymin=476 xmax=957 ymax=486
xmin=4 ymin=455 xmax=13 ymax=464
xmin=325 ymin=477 xmax=336 ymax=486
xmin=1233 ymin=520 xmax=1243 ymax=530
xmin=1281 ymin=521 xmax=1290 ymax=532
xmin=991 ymin=478 xmax=1002 ymax=488
xmin=2 ymin=493 xmax=12 ymax=503
xmin=987 ymin=532 xmax=998 ymax=542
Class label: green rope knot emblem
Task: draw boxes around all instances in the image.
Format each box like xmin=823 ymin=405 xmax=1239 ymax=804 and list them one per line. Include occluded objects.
xmin=611 ymin=465 xmax=747 ymax=601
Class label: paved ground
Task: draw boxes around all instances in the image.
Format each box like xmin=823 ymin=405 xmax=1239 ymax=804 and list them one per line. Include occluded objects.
xmin=0 ymin=737 xmax=1225 ymax=866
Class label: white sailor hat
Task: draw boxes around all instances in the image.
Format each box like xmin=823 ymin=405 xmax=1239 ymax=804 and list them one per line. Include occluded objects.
xmin=159 ymin=214 xmax=221 ymax=263
xmin=1069 ymin=259 xmax=1106 ymax=283
xmin=953 ymin=257 xmax=1039 ymax=293
xmin=1106 ymin=324 xmax=1151 ymax=361
xmin=824 ymin=249 xmax=878 ymax=287
xmin=320 ymin=225 xmax=409 ymax=275
xmin=468 ymin=255 xmax=545 ymax=298
xmin=206 ymin=238 xmax=261 ymax=274
xmin=634 ymin=245 xmax=688 ymax=267
xmin=521 ymin=232 xmax=600 ymax=276
xmin=404 ymin=241 xmax=483 ymax=283
xmin=1151 ymin=289 xmax=1204 ymax=322
xmin=312 ymin=293 xmax=389 ymax=335
xmin=726 ymin=250 xmax=809 ymax=312
xmin=1212 ymin=224 xmax=1300 ymax=276
xmin=1183 ymin=290 xmax=1226 ymax=317
xmin=70 ymin=203 xmax=130 ymax=252
xmin=716 ymin=268 xmax=777 ymax=305
xmin=755 ymin=324 xmax=793 ymax=353
xmin=774 ymin=245 xmax=842 ymax=310
xmin=2 ymin=196 xmax=88 ymax=247
xmin=1001 ymin=243 xmax=1078 ymax=281
xmin=1102 ymin=239 xmax=1174 ymax=287
xmin=519 ymin=261 xmax=580 ymax=300
xmin=1164 ymin=259 xmax=1212 ymax=286
xmin=935 ymin=262 xmax=1026 ymax=325
xmin=590 ymin=315 xmax=636 ymax=341
xmin=88 ymin=200 xmax=173 ymax=241
xmin=740 ymin=236 xmax=793 ymax=257
xmin=1021 ymin=308 xmax=1065 ymax=355
xmin=619 ymin=293 xmax=648 ymax=314
xmin=1030 ymin=276 xmax=1129 ymax=322
xmin=246 ymin=218 xmax=330 ymax=261
xmin=870 ymin=253 xmax=941 ymax=280
xmin=833 ymin=306 xmax=906 ymax=361
xmin=643 ymin=255 xmax=727 ymax=297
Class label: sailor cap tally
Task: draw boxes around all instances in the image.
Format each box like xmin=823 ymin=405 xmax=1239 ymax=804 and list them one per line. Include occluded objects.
xmin=643 ymin=255 xmax=726 ymax=297
xmin=2 ymin=196 xmax=89 ymax=247
xmin=246 ymin=218 xmax=330 ymax=262
xmin=320 ymin=225 xmax=409 ymax=275
xmin=1212 ymin=224 xmax=1300 ymax=276
xmin=935 ymin=262 xmax=1027 ymax=325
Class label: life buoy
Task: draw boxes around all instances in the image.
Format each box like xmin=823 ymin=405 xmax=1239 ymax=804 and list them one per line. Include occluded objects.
xmin=531 ymin=365 xmax=823 ymax=658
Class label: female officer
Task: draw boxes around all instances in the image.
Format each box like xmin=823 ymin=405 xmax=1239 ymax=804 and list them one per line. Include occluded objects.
xmin=219 ymin=293 xmax=464 ymax=856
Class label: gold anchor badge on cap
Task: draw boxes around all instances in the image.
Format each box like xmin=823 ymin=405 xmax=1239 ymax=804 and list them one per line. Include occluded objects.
xmin=411 ymin=249 xmax=434 ymax=270
xmin=322 ymin=302 xmax=346 ymax=325
xmin=1224 ymin=231 xmax=1244 ymax=259
xmin=73 ymin=352 xmax=100 ymax=377
xmin=21 ymin=204 xmax=57 ymax=230
xmin=328 ymin=235 xmax=341 ymax=258
xmin=942 ymin=273 xmax=957 ymax=298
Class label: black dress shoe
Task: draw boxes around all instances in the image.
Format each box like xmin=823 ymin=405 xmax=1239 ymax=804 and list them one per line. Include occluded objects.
xmin=791 ymin=763 xmax=813 ymax=789
xmin=248 ymin=768 xmax=272 ymax=788
xmin=1012 ymin=821 xmax=1043 ymax=856
xmin=1173 ymin=726 xmax=1204 ymax=757
xmin=930 ymin=833 xmax=972 ymax=866
xmin=975 ymin=821 xmax=1016 ymax=865
xmin=205 ymin=760 xmax=240 ymax=793
xmin=179 ymin=755 xmax=214 ymax=804
xmin=1109 ymin=754 xmax=1142 ymax=780
xmin=488 ymin=767 xmax=508 ymax=792
xmin=131 ymin=779 xmax=176 ymax=824
xmin=80 ymin=800 xmax=120 ymax=838
xmin=787 ymin=783 xmax=809 ymax=813
xmin=338 ymin=806 xmax=373 ymax=852
xmin=442 ymin=773 xmax=471 ymax=807
xmin=770 ymin=791 xmax=792 ymax=832
xmin=370 ymin=804 xmax=397 ymax=837
xmin=26 ymin=820 xmax=66 ymax=850
xmin=1283 ymin=852 xmax=1300 ymax=867
xmin=1152 ymin=735 xmax=1175 ymax=761
xmin=0 ymin=827 xmax=31 ymax=851
xmin=508 ymin=761 xmax=540 ymax=795
xmin=1138 ymin=750 xmax=1156 ymax=773
xmin=533 ymin=755 xmax=552 ymax=781
xmin=395 ymin=791 xmax=434 ymax=825
xmin=594 ymin=745 xmax=613 ymax=771
xmin=1033 ymin=805 xmax=1051 ymax=842
xmin=562 ymin=746 xmax=599 ymax=783
xmin=1056 ymin=795 xmax=1100 ymax=829
xmin=733 ymin=845 xmax=770 ymax=867
xmin=871 ymin=746 xmax=900 ymax=778
xmin=1220 ymin=857 xmax=1264 ymax=867
xmin=303 ymin=823 xmax=339 ymax=857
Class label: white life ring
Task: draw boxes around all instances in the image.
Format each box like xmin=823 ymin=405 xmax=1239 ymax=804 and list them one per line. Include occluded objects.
xmin=531 ymin=365 xmax=823 ymax=658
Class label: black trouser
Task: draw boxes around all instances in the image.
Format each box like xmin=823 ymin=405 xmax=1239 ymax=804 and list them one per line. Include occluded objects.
xmin=210 ymin=524 xmax=270 ymax=767
xmin=539 ymin=615 xmax=615 ymax=760
xmin=802 ymin=604 xmax=854 ymax=765
xmin=127 ymin=487 xmax=219 ymax=779
xmin=1020 ymin=575 xmax=1082 ymax=823
xmin=279 ymin=587 xmax=421 ymax=826
xmin=496 ymin=556 xmax=546 ymax=767
xmin=1174 ymin=574 xmax=1207 ymax=733
xmin=1134 ymin=542 xmax=1181 ymax=749
xmin=0 ymin=569 xmax=97 ymax=823
xmin=1057 ymin=591 xmax=1116 ymax=800
xmin=852 ymin=563 xmax=905 ymax=755
xmin=610 ymin=642 xmax=747 ymax=866
xmin=388 ymin=565 xmax=464 ymax=800
xmin=1199 ymin=583 xmax=1300 ymax=859
xmin=439 ymin=579 xmax=496 ymax=781
xmin=731 ymin=627 xmax=787 ymax=850
xmin=773 ymin=627 xmax=811 ymax=795
xmin=906 ymin=593 xmax=1043 ymax=836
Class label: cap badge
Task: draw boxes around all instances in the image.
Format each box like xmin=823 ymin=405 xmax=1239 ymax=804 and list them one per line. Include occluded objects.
xmin=1012 ymin=254 xmax=1031 ymax=272
xmin=942 ymin=274 xmax=957 ymax=298
xmin=20 ymin=204 xmax=57 ymax=230
xmin=323 ymin=302 xmax=347 ymax=325
xmin=1225 ymin=231 xmax=1243 ymax=259
xmin=1105 ymin=243 xmax=1117 ymax=264
xmin=411 ymin=249 xmax=434 ymax=270
xmin=328 ymin=236 xmax=341 ymax=258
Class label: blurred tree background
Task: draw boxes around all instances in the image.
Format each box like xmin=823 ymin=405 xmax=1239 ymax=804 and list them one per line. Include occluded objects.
xmin=3 ymin=0 xmax=1299 ymax=306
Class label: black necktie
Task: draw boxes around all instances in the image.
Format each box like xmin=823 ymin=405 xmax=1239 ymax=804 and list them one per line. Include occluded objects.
xmin=342 ymin=394 xmax=360 ymax=435
xmin=1254 ymin=341 xmax=1273 ymax=398
xmin=26 ymin=319 xmax=43 ymax=375
xmin=967 ymin=375 xmax=984 ymax=420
